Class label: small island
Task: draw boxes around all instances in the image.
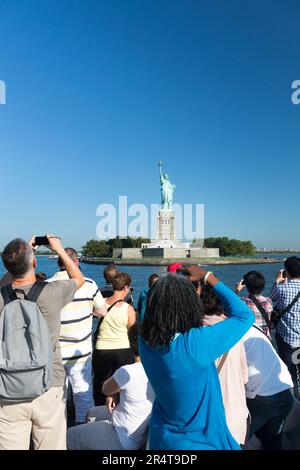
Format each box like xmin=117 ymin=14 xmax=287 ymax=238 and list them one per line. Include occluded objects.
xmin=79 ymin=236 xmax=285 ymax=267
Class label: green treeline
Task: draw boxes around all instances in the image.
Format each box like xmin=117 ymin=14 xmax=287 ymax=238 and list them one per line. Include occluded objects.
xmin=81 ymin=237 xmax=151 ymax=258
xmin=204 ymin=237 xmax=255 ymax=257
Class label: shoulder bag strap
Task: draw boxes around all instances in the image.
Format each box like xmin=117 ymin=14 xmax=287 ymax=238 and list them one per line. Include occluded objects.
xmin=107 ymin=299 xmax=125 ymax=312
xmin=93 ymin=299 xmax=125 ymax=346
xmin=249 ymin=295 xmax=273 ymax=332
xmin=217 ymin=351 xmax=229 ymax=374
xmin=252 ymin=323 xmax=273 ymax=343
xmin=279 ymin=290 xmax=300 ymax=317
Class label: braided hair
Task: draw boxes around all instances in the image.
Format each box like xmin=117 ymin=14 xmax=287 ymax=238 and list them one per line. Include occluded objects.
xmin=140 ymin=274 xmax=203 ymax=349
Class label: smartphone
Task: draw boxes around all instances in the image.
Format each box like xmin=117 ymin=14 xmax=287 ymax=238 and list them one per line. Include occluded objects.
xmin=241 ymin=279 xmax=245 ymax=286
xmin=282 ymin=270 xmax=287 ymax=279
xmin=34 ymin=236 xmax=49 ymax=246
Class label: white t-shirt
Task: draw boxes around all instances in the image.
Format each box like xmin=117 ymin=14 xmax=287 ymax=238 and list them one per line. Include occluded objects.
xmin=243 ymin=325 xmax=293 ymax=399
xmin=112 ymin=362 xmax=155 ymax=450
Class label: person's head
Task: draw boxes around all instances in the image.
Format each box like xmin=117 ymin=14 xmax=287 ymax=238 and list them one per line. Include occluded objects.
xmin=58 ymin=247 xmax=78 ymax=270
xmin=36 ymin=272 xmax=47 ymax=281
xmin=243 ymin=271 xmax=265 ymax=295
xmin=141 ymin=274 xmax=203 ymax=349
xmin=200 ymin=285 xmax=224 ymax=317
xmin=148 ymin=273 xmax=160 ymax=288
xmin=2 ymin=238 xmax=36 ymax=278
xmin=103 ymin=265 xmax=119 ymax=284
xmin=112 ymin=272 xmax=132 ymax=298
xmin=128 ymin=323 xmax=139 ymax=358
xmin=167 ymin=262 xmax=183 ymax=273
xmin=284 ymin=257 xmax=300 ymax=279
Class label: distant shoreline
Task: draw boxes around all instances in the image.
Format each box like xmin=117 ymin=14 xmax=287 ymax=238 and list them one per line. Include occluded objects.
xmin=80 ymin=257 xmax=284 ymax=267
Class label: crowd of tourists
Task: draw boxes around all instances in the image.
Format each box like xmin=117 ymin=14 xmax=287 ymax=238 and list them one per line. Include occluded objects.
xmin=0 ymin=235 xmax=300 ymax=450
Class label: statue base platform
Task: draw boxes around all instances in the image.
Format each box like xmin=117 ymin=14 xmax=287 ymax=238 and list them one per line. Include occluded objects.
xmin=156 ymin=210 xmax=176 ymax=241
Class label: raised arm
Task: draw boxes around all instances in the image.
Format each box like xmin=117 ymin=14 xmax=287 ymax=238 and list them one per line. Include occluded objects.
xmin=180 ymin=266 xmax=255 ymax=366
xmin=45 ymin=235 xmax=85 ymax=290
xmin=188 ymin=281 xmax=254 ymax=366
xmin=269 ymin=270 xmax=285 ymax=303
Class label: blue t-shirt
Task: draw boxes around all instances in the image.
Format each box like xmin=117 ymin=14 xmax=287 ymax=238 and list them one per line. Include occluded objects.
xmin=140 ymin=282 xmax=254 ymax=450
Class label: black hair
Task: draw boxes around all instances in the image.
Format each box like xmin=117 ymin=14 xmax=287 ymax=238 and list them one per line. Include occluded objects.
xmin=128 ymin=323 xmax=139 ymax=356
xmin=243 ymin=271 xmax=265 ymax=295
xmin=2 ymin=238 xmax=34 ymax=277
xmin=36 ymin=272 xmax=47 ymax=281
xmin=284 ymin=257 xmax=300 ymax=279
xmin=200 ymin=285 xmax=223 ymax=316
xmin=140 ymin=274 xmax=203 ymax=349
xmin=148 ymin=273 xmax=160 ymax=288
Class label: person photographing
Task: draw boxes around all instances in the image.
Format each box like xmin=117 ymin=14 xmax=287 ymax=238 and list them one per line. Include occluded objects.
xmin=0 ymin=234 xmax=85 ymax=450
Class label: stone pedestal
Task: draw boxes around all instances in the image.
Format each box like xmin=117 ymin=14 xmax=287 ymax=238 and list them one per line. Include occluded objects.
xmin=156 ymin=210 xmax=176 ymax=241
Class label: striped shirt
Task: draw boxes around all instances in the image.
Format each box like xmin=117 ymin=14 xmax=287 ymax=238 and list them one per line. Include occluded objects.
xmin=48 ymin=271 xmax=105 ymax=364
xmin=270 ymin=280 xmax=300 ymax=347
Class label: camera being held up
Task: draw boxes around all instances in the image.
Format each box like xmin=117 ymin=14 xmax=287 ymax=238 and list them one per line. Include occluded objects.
xmin=34 ymin=236 xmax=49 ymax=247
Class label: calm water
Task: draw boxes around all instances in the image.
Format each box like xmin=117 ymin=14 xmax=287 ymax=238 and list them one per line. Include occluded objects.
xmin=1 ymin=254 xmax=299 ymax=306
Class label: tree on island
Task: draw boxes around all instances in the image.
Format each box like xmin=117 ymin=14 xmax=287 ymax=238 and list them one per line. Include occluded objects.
xmin=204 ymin=237 xmax=255 ymax=257
xmin=81 ymin=237 xmax=151 ymax=258
xmin=81 ymin=240 xmax=111 ymax=258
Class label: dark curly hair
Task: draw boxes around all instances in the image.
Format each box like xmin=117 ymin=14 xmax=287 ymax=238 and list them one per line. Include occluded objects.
xmin=140 ymin=274 xmax=203 ymax=349
xmin=200 ymin=285 xmax=224 ymax=316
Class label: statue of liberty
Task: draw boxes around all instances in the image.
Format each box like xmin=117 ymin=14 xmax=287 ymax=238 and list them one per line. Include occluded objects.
xmin=158 ymin=161 xmax=176 ymax=211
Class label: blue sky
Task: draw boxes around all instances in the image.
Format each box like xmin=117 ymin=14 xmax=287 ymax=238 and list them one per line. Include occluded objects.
xmin=1 ymin=0 xmax=300 ymax=250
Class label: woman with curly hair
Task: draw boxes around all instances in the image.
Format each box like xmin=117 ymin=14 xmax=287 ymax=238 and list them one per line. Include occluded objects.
xmin=140 ymin=266 xmax=255 ymax=450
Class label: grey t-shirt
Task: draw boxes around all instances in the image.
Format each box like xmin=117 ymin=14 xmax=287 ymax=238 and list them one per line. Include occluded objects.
xmin=0 ymin=280 xmax=77 ymax=387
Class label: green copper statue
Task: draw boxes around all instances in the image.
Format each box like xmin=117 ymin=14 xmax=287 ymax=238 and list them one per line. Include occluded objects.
xmin=158 ymin=161 xmax=176 ymax=211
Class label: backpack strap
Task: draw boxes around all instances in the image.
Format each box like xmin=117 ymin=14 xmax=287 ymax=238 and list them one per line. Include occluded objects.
xmin=26 ymin=281 xmax=47 ymax=303
xmin=1 ymin=285 xmax=18 ymax=305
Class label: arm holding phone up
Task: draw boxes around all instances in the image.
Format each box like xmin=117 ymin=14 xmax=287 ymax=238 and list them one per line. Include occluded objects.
xmin=29 ymin=234 xmax=85 ymax=291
